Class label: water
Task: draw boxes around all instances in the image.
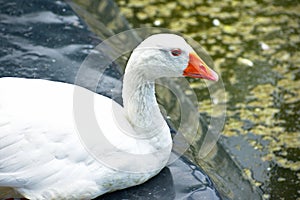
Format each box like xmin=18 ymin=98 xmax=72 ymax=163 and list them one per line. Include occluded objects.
xmin=107 ymin=0 xmax=300 ymax=199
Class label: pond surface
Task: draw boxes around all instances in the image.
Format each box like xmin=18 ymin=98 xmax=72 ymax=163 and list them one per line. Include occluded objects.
xmin=115 ymin=0 xmax=300 ymax=199
xmin=72 ymin=0 xmax=300 ymax=199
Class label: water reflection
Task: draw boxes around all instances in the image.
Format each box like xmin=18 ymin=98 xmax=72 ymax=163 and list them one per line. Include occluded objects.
xmin=71 ymin=0 xmax=300 ymax=199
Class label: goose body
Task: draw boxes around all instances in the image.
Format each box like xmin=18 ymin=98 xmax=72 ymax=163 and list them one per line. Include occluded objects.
xmin=0 ymin=34 xmax=218 ymax=199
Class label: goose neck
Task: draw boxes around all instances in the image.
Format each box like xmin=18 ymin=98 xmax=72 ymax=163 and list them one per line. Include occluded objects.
xmin=122 ymin=70 xmax=165 ymax=135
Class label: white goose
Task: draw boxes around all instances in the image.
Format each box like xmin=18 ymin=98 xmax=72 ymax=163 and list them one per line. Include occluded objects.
xmin=0 ymin=34 xmax=218 ymax=199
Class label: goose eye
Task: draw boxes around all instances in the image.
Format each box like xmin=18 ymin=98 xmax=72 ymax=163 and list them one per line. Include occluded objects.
xmin=171 ymin=48 xmax=182 ymax=56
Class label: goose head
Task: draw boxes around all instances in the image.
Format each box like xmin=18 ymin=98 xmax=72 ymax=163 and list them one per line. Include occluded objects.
xmin=125 ymin=34 xmax=219 ymax=81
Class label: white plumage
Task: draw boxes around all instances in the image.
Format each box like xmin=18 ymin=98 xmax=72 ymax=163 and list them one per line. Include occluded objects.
xmin=0 ymin=34 xmax=218 ymax=199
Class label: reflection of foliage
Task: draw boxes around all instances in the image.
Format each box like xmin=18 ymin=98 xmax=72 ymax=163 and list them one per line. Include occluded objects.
xmin=71 ymin=0 xmax=131 ymax=37
xmin=115 ymin=0 xmax=300 ymax=199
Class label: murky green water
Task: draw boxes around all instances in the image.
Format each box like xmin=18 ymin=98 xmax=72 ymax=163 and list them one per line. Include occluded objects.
xmin=71 ymin=0 xmax=300 ymax=199
xmin=115 ymin=0 xmax=300 ymax=199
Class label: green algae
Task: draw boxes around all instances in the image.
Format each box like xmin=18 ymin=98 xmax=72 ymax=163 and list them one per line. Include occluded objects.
xmin=114 ymin=0 xmax=300 ymax=199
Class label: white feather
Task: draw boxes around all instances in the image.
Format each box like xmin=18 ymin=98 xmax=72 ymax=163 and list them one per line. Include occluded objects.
xmin=0 ymin=77 xmax=172 ymax=199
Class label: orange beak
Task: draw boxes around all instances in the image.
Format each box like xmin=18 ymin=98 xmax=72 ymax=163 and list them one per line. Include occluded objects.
xmin=183 ymin=52 xmax=219 ymax=81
